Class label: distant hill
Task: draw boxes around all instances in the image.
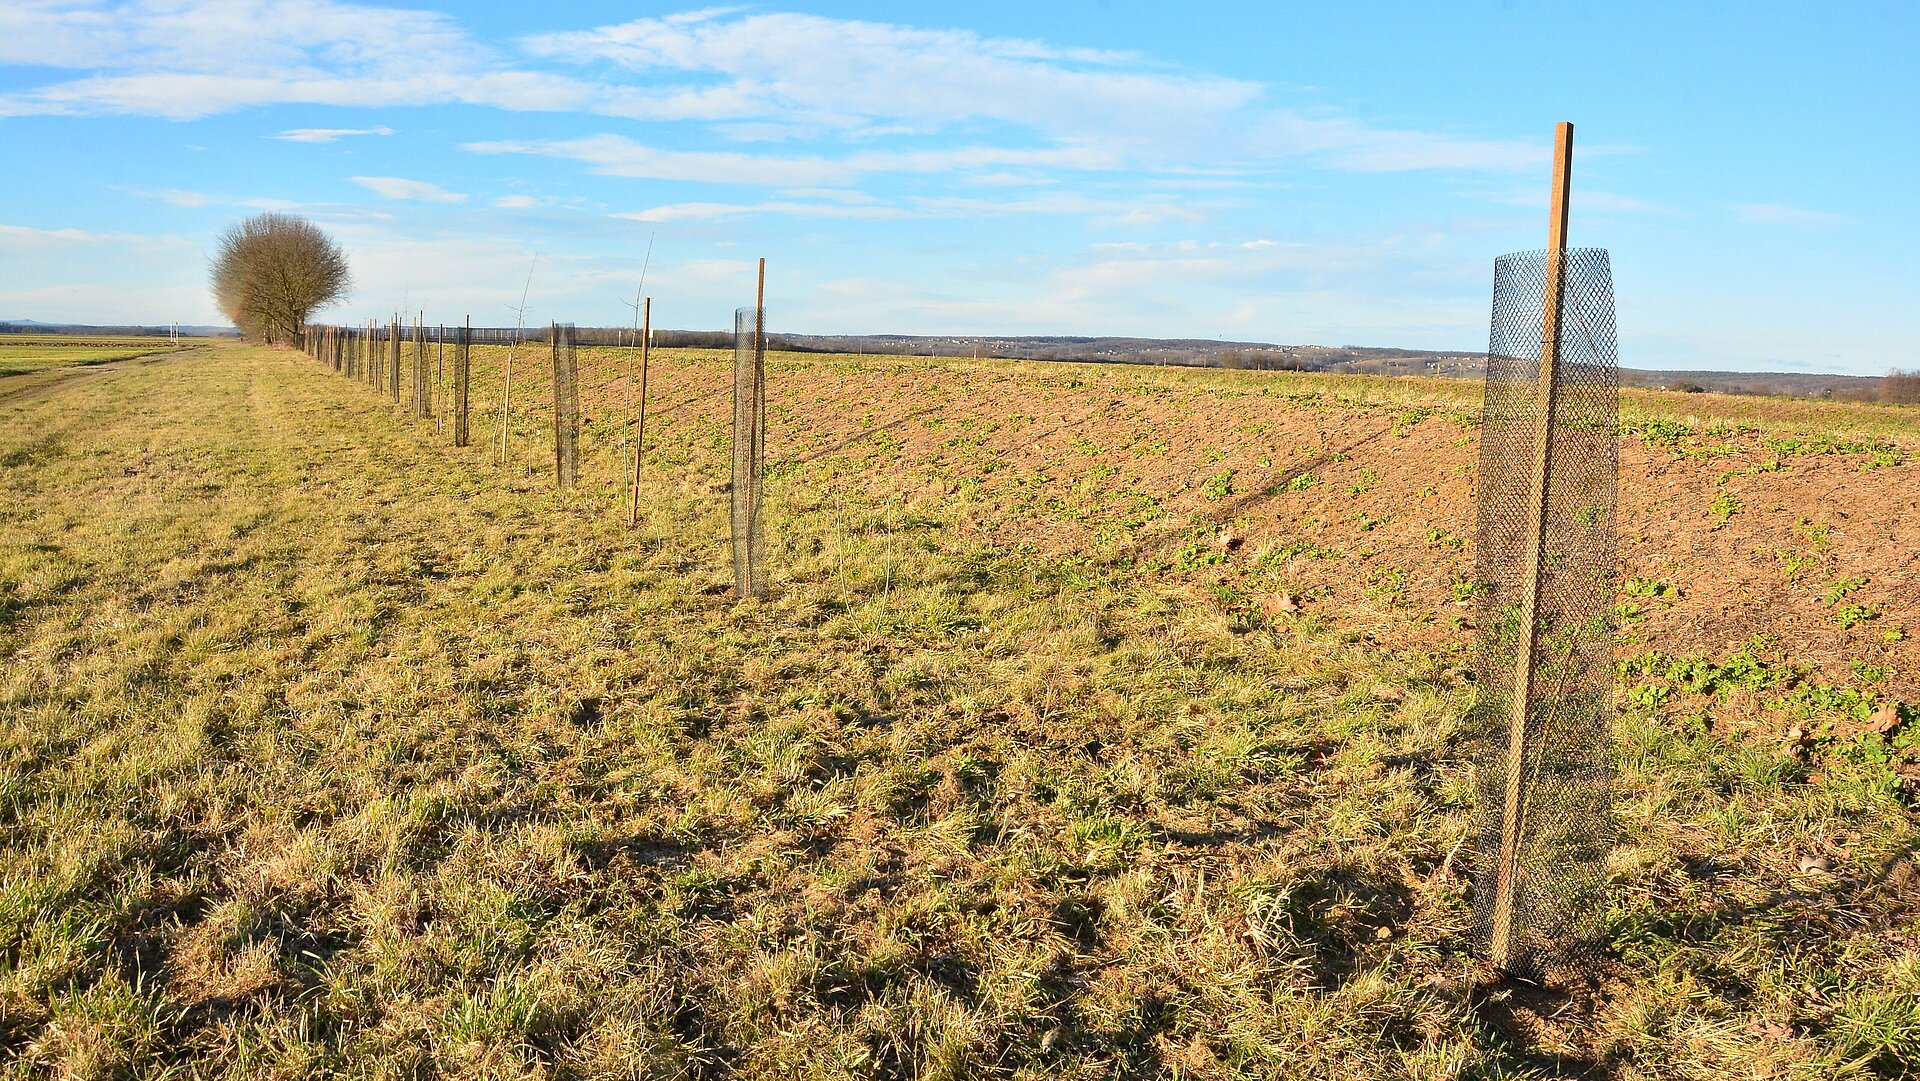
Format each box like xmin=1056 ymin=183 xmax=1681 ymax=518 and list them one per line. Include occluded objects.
xmin=759 ymin=332 xmax=1886 ymax=401
xmin=133 ymin=318 xmax=1878 ymax=401
xmin=0 ymin=320 xmax=239 ymax=337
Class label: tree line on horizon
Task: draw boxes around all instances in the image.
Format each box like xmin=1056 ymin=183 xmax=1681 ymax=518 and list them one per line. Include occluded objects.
xmin=202 ymin=211 xmax=1920 ymax=406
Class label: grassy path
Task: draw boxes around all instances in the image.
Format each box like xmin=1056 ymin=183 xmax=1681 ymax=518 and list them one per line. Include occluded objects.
xmin=0 ymin=345 xmax=1914 ymax=1079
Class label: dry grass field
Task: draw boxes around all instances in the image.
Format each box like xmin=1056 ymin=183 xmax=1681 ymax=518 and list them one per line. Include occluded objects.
xmin=0 ymin=337 xmax=195 ymax=377
xmin=1 ymin=339 xmax=1915 ymax=1079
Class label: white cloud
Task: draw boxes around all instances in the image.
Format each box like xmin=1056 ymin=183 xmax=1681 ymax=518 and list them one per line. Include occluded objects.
xmin=465 ymin=134 xmax=1113 ymax=187
xmin=613 ymin=201 xmax=908 ymax=223
xmin=611 ymin=191 xmax=1211 ymax=224
xmin=273 ymin=125 xmax=395 ymax=143
xmin=124 ymin=187 xmax=299 ymax=210
xmin=962 ymin=172 xmax=1057 ymax=187
xmin=1733 ymin=202 xmax=1850 ymax=229
xmin=0 ymin=4 xmax=1539 ymax=180
xmin=492 ymin=194 xmax=539 ymax=209
xmin=906 ymin=193 xmax=1207 ymax=224
xmin=1250 ymin=113 xmax=1541 ymax=172
xmin=0 ymin=222 xmax=149 ymax=247
xmin=351 ymin=176 xmax=468 ymax=203
xmin=520 ymin=11 xmax=1250 ymax=145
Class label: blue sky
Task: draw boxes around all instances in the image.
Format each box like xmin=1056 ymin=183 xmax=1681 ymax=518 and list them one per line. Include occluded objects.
xmin=1 ymin=1 xmax=1914 ymax=374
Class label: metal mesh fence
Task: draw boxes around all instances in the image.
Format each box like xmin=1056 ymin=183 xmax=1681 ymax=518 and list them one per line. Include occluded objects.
xmin=413 ymin=323 xmax=431 ymax=419
xmin=453 ymin=324 xmax=471 ymax=447
xmin=388 ymin=322 xmax=402 ymax=404
xmin=1470 ymin=247 xmax=1619 ymax=982
xmin=551 ymin=323 xmax=580 ymax=490
xmin=731 ymin=305 xmax=768 ymax=600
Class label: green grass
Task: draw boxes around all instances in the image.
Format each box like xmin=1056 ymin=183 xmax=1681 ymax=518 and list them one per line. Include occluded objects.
xmin=0 ymin=336 xmax=200 ymax=377
xmin=0 ymin=343 xmax=1915 ymax=1079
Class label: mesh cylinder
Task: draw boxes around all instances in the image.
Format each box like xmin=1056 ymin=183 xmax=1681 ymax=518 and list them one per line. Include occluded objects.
xmin=413 ymin=327 xmax=430 ymax=418
xmin=453 ymin=325 xmax=471 ymax=447
xmin=552 ymin=324 xmax=579 ymax=490
xmin=1470 ymin=247 xmax=1619 ymax=982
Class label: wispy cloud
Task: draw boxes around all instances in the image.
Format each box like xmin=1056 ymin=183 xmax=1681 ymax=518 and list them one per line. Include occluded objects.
xmin=0 ymin=4 xmax=1539 ymax=181
xmin=612 ymin=191 xmax=1210 ymax=224
xmin=466 ymin=134 xmax=1113 ymax=186
xmin=124 ymin=188 xmax=299 ymax=211
xmin=614 ymin=201 xmax=909 ymax=223
xmin=0 ymin=222 xmax=149 ymax=247
xmin=272 ymin=126 xmax=396 ymax=143
xmin=351 ymin=176 xmax=468 ymax=203
xmin=520 ymin=11 xmax=1250 ymax=145
xmin=1733 ymin=202 xmax=1851 ymax=229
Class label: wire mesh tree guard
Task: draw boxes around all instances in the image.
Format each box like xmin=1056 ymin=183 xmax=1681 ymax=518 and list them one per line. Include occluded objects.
xmin=551 ymin=323 xmax=580 ymax=491
xmin=731 ymin=270 xmax=769 ymax=600
xmin=1470 ymin=123 xmax=1619 ymax=983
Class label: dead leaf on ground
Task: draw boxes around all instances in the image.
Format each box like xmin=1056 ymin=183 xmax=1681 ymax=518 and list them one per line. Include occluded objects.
xmin=1259 ymin=592 xmax=1300 ymax=616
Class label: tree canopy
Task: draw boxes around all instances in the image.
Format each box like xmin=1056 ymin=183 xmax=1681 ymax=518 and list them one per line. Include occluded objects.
xmin=210 ymin=213 xmax=349 ymax=344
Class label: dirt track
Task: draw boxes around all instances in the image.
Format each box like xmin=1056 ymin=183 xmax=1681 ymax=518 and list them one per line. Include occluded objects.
xmin=0 ymin=346 xmax=199 ymax=406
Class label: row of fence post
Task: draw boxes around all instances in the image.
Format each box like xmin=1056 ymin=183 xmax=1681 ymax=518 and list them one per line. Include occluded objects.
xmin=296 ymin=269 xmax=766 ymax=603
xmin=301 ymin=316 xmax=474 ymax=450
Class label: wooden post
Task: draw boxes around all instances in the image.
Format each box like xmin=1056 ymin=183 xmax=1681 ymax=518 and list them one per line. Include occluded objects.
xmin=628 ymin=297 xmax=651 ymax=529
xmin=752 ymin=259 xmax=766 ymax=591
xmin=1488 ymin=120 xmax=1574 ymax=973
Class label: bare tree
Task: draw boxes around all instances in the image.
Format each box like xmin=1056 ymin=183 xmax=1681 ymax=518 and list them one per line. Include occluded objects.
xmin=1881 ymin=369 xmax=1920 ymax=405
xmin=210 ymin=213 xmax=350 ymax=344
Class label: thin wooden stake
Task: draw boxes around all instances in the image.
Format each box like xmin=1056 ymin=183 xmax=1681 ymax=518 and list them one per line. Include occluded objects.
xmin=1489 ymin=121 xmax=1575 ymax=973
xmin=628 ymin=297 xmax=651 ymax=529
xmin=752 ymin=259 xmax=766 ymax=591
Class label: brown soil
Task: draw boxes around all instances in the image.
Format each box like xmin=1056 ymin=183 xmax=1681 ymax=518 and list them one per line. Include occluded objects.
xmin=610 ymin=351 xmax=1919 ymax=705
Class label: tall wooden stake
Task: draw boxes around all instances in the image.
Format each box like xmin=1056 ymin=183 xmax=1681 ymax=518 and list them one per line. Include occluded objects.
xmin=1488 ymin=120 xmax=1574 ymax=973
xmin=752 ymin=258 xmax=766 ymax=580
xmin=628 ymin=297 xmax=651 ymax=529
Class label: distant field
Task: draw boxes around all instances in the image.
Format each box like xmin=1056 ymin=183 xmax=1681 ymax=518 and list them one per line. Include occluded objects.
xmin=0 ymin=335 xmax=200 ymax=376
xmin=0 ymin=342 xmax=1914 ymax=1079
